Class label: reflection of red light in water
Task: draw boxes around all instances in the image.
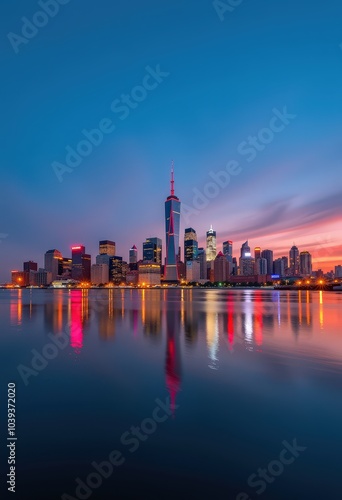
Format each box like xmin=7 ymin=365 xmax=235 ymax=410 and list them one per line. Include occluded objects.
xmin=165 ymin=310 xmax=181 ymax=417
xmin=227 ymin=299 xmax=234 ymax=350
xmin=254 ymin=291 xmax=263 ymax=348
xmin=70 ymin=290 xmax=83 ymax=351
xmin=166 ymin=338 xmax=180 ymax=417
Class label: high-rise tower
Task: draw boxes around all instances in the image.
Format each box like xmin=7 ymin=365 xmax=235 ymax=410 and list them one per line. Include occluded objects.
xmin=206 ymin=225 xmax=217 ymax=262
xmin=184 ymin=228 xmax=198 ymax=262
xmin=165 ymin=163 xmax=181 ymax=282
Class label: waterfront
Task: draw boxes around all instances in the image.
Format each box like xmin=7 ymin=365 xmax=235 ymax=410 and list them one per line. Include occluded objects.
xmin=1 ymin=288 xmax=342 ymax=499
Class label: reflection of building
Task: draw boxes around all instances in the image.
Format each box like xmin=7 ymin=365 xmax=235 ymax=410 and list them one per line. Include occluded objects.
xmin=206 ymin=225 xmax=216 ymax=262
xmin=138 ymin=263 xmax=161 ymax=285
xmin=165 ymin=309 xmax=181 ymax=414
xmin=184 ymin=228 xmax=198 ymax=262
xmin=165 ymin=165 xmax=181 ymax=282
xmin=184 ymin=293 xmax=198 ymax=344
xmin=206 ymin=310 xmax=219 ymax=369
xmin=142 ymin=292 xmax=162 ymax=336
xmin=70 ymin=290 xmax=89 ymax=352
xmin=44 ymin=292 xmax=65 ymax=333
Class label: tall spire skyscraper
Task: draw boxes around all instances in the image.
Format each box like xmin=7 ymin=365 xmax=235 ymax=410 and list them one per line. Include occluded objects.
xmin=164 ymin=162 xmax=181 ymax=282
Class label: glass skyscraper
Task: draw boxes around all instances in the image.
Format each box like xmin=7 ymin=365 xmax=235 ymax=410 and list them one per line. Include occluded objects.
xmin=165 ymin=165 xmax=181 ymax=282
xmin=143 ymin=238 xmax=162 ymax=264
xmin=184 ymin=228 xmax=198 ymax=262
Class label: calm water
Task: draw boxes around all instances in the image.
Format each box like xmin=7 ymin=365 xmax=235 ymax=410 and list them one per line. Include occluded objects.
xmin=1 ymin=288 xmax=342 ymax=499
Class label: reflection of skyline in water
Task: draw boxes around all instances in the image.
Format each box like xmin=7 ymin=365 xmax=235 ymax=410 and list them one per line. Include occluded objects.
xmin=6 ymin=289 xmax=342 ymax=371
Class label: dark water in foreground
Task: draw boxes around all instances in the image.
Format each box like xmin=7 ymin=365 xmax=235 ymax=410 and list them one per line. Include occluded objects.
xmin=1 ymin=288 xmax=342 ymax=500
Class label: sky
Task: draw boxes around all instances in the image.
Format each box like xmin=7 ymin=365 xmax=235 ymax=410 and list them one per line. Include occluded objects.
xmin=1 ymin=0 xmax=342 ymax=281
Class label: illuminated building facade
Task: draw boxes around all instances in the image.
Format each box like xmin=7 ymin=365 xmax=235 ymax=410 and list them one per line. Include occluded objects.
xmin=184 ymin=228 xmax=198 ymax=262
xmin=99 ymin=240 xmax=115 ymax=256
xmin=143 ymin=238 xmax=162 ymax=264
xmin=289 ymin=245 xmax=300 ymax=275
xmin=129 ymin=245 xmax=138 ymax=265
xmin=239 ymin=241 xmax=255 ymax=276
xmin=300 ymin=251 xmax=312 ymax=276
xmin=206 ymin=225 xmax=216 ymax=262
xmin=138 ymin=263 xmax=161 ymax=285
xmin=164 ymin=165 xmax=180 ymax=282
xmin=71 ymin=245 xmax=91 ymax=282
xmin=44 ymin=249 xmax=63 ymax=281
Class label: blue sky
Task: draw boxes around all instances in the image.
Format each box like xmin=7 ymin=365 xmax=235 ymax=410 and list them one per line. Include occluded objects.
xmin=1 ymin=0 xmax=342 ymax=280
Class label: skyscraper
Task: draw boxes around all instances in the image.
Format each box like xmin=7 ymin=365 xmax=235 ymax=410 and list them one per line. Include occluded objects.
xmin=129 ymin=245 xmax=138 ymax=264
xmin=256 ymin=257 xmax=268 ymax=275
xmin=99 ymin=240 xmax=116 ymax=256
xmin=214 ymin=252 xmax=229 ymax=282
xmin=240 ymin=241 xmax=251 ymax=258
xmin=197 ymin=247 xmax=206 ymax=280
xmin=206 ymin=225 xmax=216 ymax=262
xmin=184 ymin=228 xmax=198 ymax=262
xmin=300 ymin=251 xmax=312 ymax=276
xmin=109 ymin=256 xmax=123 ymax=284
xmin=143 ymin=238 xmax=162 ymax=264
xmin=223 ymin=240 xmax=233 ymax=275
xmin=239 ymin=241 xmax=254 ymax=276
xmin=223 ymin=240 xmax=233 ymax=261
xmin=44 ymin=249 xmax=63 ymax=281
xmin=254 ymin=247 xmax=261 ymax=261
xmin=261 ymin=249 xmax=274 ymax=275
xmin=71 ymin=245 xmax=91 ymax=282
xmin=289 ymin=245 xmax=300 ymax=276
xmin=274 ymin=258 xmax=286 ymax=277
xmin=165 ymin=164 xmax=181 ymax=282
xmin=23 ymin=261 xmax=38 ymax=272
xmin=335 ymin=265 xmax=342 ymax=278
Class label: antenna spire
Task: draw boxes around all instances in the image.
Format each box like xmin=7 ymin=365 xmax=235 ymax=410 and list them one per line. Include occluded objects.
xmin=170 ymin=161 xmax=174 ymax=196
